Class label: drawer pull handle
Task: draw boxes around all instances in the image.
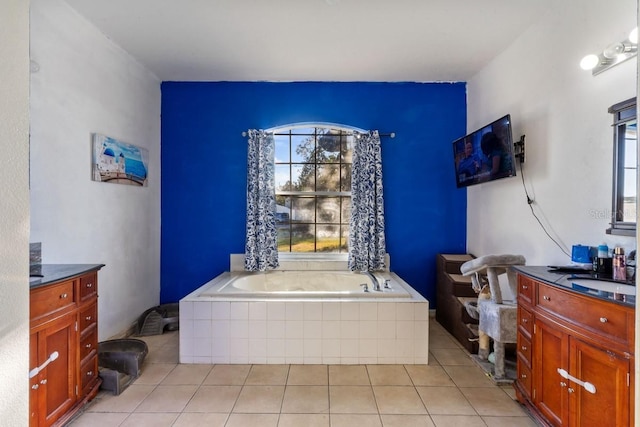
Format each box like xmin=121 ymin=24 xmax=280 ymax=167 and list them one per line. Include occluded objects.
xmin=543 ymin=295 xmax=550 ymax=301
xmin=85 ymin=316 xmax=92 ymax=321
xmin=568 ymin=387 xmax=575 ymax=393
xmin=600 ymin=317 xmax=608 ymax=323
xmin=86 ymin=283 xmax=93 ymax=288
xmin=522 ymin=318 xmax=528 ymax=323
xmin=521 ymin=345 xmax=527 ymax=351
xmin=560 ymin=381 xmax=567 ymax=387
xmin=86 ymin=371 xmax=94 ymax=377
xmin=521 ymin=373 xmax=527 ymax=379
xmin=522 ymin=285 xmax=528 ymax=290
xmin=40 ymin=379 xmax=47 ymax=385
xmin=60 ymin=293 xmax=68 ymax=299
xmin=31 ymin=384 xmax=39 ymax=390
xmin=85 ymin=343 xmax=92 ymax=349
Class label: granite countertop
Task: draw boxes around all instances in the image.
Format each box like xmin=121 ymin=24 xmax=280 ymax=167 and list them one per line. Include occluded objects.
xmin=515 ymin=265 xmax=635 ymax=307
xmin=29 ymin=264 xmax=105 ymax=289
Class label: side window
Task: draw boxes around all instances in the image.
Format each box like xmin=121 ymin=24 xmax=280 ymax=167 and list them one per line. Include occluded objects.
xmin=274 ymin=127 xmax=353 ymax=252
xmin=608 ymin=97 xmax=637 ymax=235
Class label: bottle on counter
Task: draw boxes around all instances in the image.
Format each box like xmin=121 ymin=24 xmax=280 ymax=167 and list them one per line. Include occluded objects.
xmin=594 ymin=244 xmax=609 ymax=273
xmin=597 ymin=244 xmax=609 ymax=258
xmin=613 ymin=247 xmax=626 ymax=281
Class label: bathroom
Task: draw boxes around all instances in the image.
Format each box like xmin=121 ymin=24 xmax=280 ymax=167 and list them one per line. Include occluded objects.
xmin=2 ymin=0 xmax=638 ymax=424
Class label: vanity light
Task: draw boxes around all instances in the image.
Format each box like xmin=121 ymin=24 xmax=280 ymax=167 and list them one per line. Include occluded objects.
xmin=580 ymin=54 xmax=600 ymax=70
xmin=580 ymin=27 xmax=638 ymax=75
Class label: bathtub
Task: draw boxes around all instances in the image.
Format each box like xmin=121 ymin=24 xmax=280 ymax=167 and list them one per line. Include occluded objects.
xmin=200 ymin=270 xmax=412 ymax=298
xmin=179 ymin=255 xmax=429 ymax=365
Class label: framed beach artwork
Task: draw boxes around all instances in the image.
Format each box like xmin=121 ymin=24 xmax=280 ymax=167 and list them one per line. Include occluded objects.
xmin=91 ymin=133 xmax=149 ymax=187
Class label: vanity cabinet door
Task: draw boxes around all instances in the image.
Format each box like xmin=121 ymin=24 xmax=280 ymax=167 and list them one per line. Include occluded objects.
xmin=568 ymin=337 xmax=630 ymax=427
xmin=31 ymin=312 xmax=77 ymax=427
xmin=534 ymin=316 xmax=568 ymax=426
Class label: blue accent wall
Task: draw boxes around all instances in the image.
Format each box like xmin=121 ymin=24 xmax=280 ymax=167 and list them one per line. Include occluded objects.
xmin=161 ymin=81 xmax=467 ymax=305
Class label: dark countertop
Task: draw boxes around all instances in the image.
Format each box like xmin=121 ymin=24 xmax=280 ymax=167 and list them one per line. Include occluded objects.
xmin=29 ymin=264 xmax=105 ymax=289
xmin=515 ymin=265 xmax=635 ymax=307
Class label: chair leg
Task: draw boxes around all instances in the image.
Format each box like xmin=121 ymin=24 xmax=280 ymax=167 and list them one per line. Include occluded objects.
xmin=493 ymin=341 xmax=506 ymax=379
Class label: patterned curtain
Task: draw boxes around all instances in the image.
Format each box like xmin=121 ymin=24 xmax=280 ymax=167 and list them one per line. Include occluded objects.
xmin=244 ymin=130 xmax=279 ymax=271
xmin=348 ymin=130 xmax=386 ymax=271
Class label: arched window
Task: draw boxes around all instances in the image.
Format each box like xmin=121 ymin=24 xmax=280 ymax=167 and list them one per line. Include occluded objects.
xmin=273 ymin=126 xmax=354 ymax=253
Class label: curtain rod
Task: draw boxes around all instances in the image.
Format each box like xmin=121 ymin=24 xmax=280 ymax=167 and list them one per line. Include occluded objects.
xmin=241 ymin=131 xmax=395 ymax=138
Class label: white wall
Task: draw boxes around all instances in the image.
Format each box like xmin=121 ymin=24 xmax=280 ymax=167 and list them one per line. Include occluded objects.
xmin=0 ymin=0 xmax=30 ymax=423
xmin=30 ymin=0 xmax=161 ymax=339
xmin=467 ymin=0 xmax=637 ymax=265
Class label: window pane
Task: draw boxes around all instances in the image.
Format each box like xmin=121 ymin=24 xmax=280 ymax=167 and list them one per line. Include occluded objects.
xmin=316 ymin=225 xmax=342 ymax=252
xmin=341 ymin=197 xmax=351 ymax=223
xmin=292 ymin=164 xmax=315 ymax=191
xmin=624 ymin=123 xmax=637 ymax=167
xmin=274 ymin=135 xmax=290 ymax=163
xmin=277 ymin=226 xmax=291 ymax=252
xmin=275 ymin=164 xmax=291 ymax=191
xmin=341 ymin=164 xmax=352 ymax=192
xmin=276 ymin=195 xmax=290 ymax=210
xmin=340 ymin=225 xmax=349 ymax=253
xmin=317 ymin=131 xmax=341 ymax=163
xmin=292 ymin=133 xmax=315 ymax=163
xmin=317 ymin=165 xmax=340 ymax=192
xmin=622 ymin=196 xmax=637 ymax=223
xmin=341 ymin=135 xmax=354 ymax=163
xmin=623 ymin=169 xmax=637 ymax=225
xmin=623 ymin=169 xmax=637 ymax=198
xmin=291 ymin=224 xmax=315 ymax=252
xmin=317 ymin=197 xmax=341 ymax=223
xmin=291 ymin=196 xmax=315 ymax=222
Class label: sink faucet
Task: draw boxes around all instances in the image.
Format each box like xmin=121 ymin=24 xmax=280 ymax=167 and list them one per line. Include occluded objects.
xmin=364 ymin=271 xmax=381 ymax=291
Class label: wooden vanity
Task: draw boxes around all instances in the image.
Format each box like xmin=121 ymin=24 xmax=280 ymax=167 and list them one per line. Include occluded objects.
xmin=514 ymin=266 xmax=634 ymax=427
xmin=29 ymin=264 xmax=104 ymax=427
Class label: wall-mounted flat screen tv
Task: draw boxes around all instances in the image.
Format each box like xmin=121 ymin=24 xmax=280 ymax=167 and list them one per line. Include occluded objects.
xmin=452 ymin=114 xmax=517 ymax=188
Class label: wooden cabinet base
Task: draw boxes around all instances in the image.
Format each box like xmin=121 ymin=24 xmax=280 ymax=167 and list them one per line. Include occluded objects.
xmin=29 ymin=265 xmax=103 ymax=427
xmin=514 ymin=269 xmax=634 ymax=427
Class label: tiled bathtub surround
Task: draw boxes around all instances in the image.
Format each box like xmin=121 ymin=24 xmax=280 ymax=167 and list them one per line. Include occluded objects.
xmin=180 ymin=255 xmax=430 ymax=364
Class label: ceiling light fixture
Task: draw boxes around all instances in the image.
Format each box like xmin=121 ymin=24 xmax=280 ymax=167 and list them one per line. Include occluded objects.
xmin=580 ymin=27 xmax=638 ymax=75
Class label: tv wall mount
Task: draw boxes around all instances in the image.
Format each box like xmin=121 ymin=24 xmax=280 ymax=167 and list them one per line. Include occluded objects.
xmin=514 ymin=135 xmax=525 ymax=163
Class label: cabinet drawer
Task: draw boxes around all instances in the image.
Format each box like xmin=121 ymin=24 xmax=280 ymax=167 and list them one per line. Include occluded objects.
xmin=79 ymin=273 xmax=98 ymax=302
xmin=537 ymin=283 xmax=630 ymax=345
xmin=518 ymin=306 xmax=533 ymax=337
xmin=80 ymin=356 xmax=98 ymax=395
xmin=518 ymin=275 xmax=534 ymax=304
xmin=516 ymin=359 xmax=532 ymax=397
xmin=517 ymin=330 xmax=532 ymax=367
xmin=80 ymin=327 xmax=97 ymax=363
xmin=79 ymin=303 xmax=97 ymax=332
xmin=30 ymin=280 xmax=76 ymax=322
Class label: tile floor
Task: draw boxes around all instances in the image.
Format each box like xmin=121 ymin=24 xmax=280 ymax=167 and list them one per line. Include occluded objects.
xmin=69 ymin=316 xmax=538 ymax=427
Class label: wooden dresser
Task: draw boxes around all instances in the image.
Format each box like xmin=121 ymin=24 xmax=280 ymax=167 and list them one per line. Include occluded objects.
xmin=514 ymin=266 xmax=634 ymax=427
xmin=29 ymin=264 xmax=104 ymax=427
